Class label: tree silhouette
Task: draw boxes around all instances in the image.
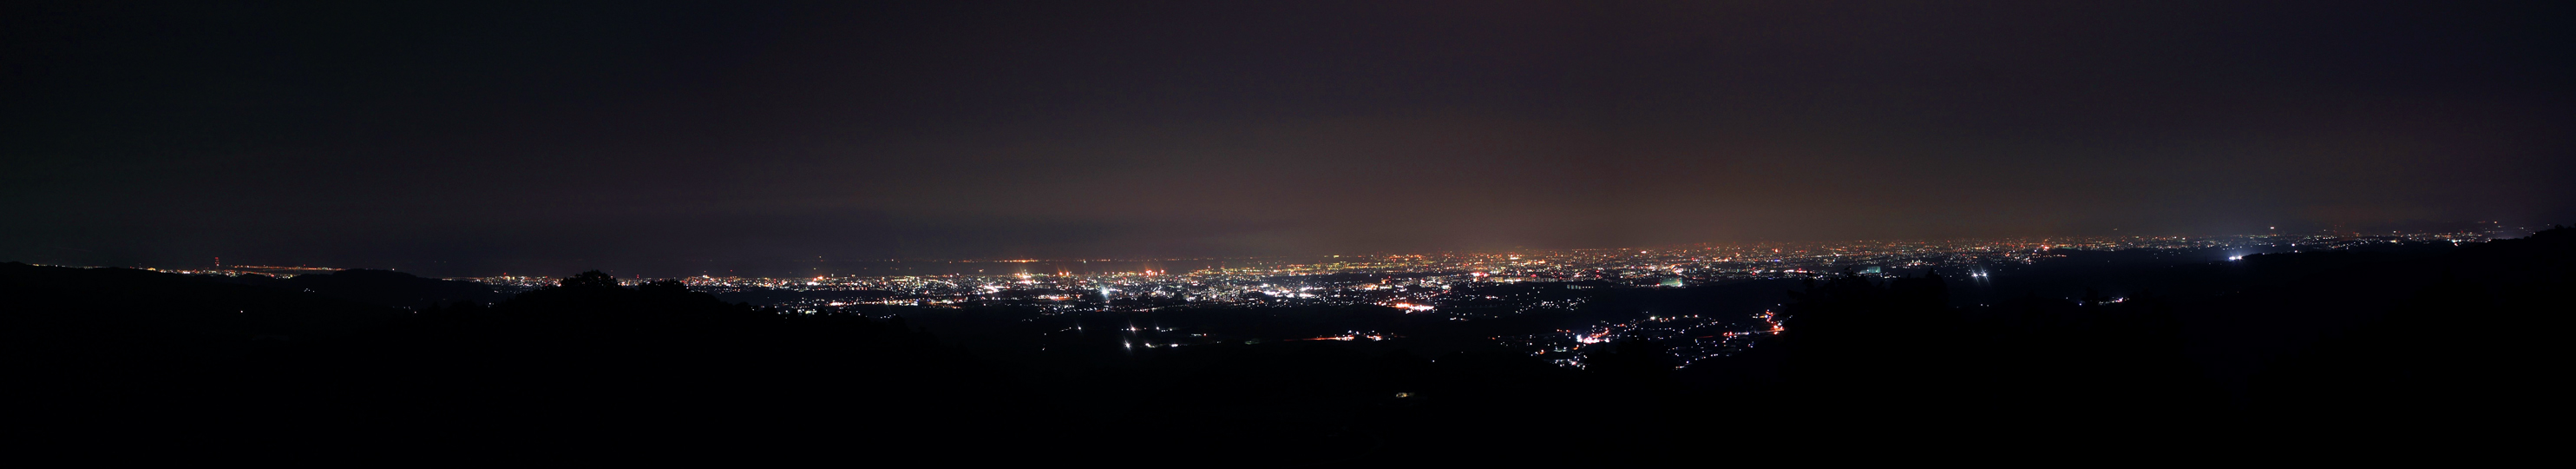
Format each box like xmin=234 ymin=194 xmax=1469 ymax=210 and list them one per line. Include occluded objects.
xmin=559 ymin=270 xmax=621 ymax=289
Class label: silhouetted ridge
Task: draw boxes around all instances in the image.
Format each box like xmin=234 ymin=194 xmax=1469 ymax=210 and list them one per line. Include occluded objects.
xmin=9 ymin=228 xmax=2567 ymax=461
xmin=10 ymin=265 xmax=1037 ymax=459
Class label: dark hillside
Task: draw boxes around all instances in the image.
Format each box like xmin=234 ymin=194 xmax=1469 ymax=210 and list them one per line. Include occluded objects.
xmin=7 ymin=229 xmax=2566 ymax=460
xmin=2 ymin=263 xmax=404 ymax=397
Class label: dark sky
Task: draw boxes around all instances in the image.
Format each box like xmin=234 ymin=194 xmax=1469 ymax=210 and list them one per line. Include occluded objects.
xmin=5 ymin=1 xmax=2572 ymax=276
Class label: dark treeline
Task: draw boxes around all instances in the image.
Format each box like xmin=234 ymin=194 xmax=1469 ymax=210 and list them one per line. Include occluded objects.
xmin=1688 ymin=228 xmax=2570 ymax=457
xmin=9 ymin=228 xmax=2567 ymax=463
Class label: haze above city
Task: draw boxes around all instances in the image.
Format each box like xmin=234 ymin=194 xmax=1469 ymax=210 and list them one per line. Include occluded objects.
xmin=7 ymin=2 xmax=2571 ymax=277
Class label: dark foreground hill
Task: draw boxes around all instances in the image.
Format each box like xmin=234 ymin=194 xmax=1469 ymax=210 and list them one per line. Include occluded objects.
xmin=223 ymin=268 xmax=511 ymax=308
xmin=1675 ymin=228 xmax=2570 ymax=457
xmin=7 ymin=228 xmax=2568 ymax=463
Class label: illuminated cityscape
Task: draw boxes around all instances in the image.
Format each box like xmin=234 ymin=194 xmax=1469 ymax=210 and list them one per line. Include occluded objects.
xmin=96 ymin=228 xmax=2501 ymax=369
xmin=11 ymin=1 xmax=2568 ymax=459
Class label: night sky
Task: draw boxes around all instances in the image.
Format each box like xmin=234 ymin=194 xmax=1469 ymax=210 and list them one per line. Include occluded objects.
xmin=5 ymin=1 xmax=2571 ymax=276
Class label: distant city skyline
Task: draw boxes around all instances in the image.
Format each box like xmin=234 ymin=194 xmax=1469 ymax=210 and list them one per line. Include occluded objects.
xmin=63 ymin=225 xmax=2518 ymax=280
